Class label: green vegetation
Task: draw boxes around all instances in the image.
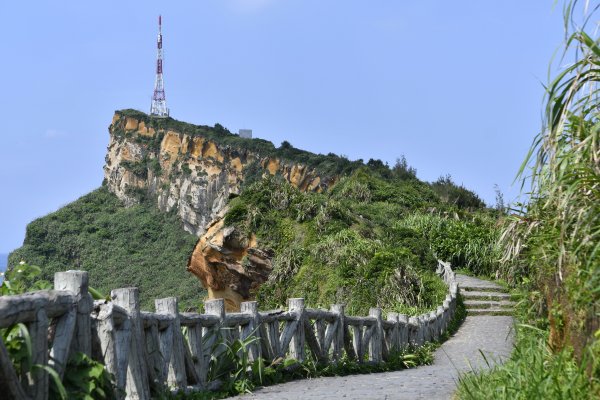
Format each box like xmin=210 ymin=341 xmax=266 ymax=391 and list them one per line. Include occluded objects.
xmin=458 ymin=2 xmax=600 ymax=397
xmin=120 ymin=156 xmax=161 ymax=179
xmin=224 ymin=168 xmax=486 ymax=315
xmin=431 ymin=174 xmax=486 ymax=209
xmin=8 ymin=187 xmax=202 ymax=310
xmin=395 ymin=212 xmax=501 ymax=278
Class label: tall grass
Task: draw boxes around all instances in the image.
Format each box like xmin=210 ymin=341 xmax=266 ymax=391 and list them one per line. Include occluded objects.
xmin=459 ymin=1 xmax=600 ymax=398
xmin=498 ymin=0 xmax=600 ymax=360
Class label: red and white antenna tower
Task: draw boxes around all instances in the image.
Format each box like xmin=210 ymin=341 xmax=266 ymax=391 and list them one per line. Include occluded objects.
xmin=150 ymin=15 xmax=169 ymax=117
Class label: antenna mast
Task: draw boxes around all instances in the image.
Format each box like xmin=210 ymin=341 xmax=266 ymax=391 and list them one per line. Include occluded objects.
xmin=150 ymin=15 xmax=169 ymax=117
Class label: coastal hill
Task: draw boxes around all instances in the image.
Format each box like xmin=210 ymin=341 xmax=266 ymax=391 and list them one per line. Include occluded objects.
xmin=9 ymin=110 xmax=494 ymax=310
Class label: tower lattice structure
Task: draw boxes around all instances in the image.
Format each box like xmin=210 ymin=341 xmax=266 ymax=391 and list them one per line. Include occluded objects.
xmin=150 ymin=15 xmax=169 ymax=117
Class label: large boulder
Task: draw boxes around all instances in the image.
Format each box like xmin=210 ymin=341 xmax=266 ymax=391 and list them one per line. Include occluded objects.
xmin=187 ymin=213 xmax=273 ymax=312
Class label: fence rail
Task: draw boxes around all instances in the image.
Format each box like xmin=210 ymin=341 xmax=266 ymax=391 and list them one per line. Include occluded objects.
xmin=0 ymin=260 xmax=458 ymax=400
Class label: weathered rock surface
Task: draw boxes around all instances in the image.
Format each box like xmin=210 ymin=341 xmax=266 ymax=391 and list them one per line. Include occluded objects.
xmin=186 ymin=212 xmax=273 ymax=311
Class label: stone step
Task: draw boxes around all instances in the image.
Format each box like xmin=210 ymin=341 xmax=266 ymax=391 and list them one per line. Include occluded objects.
xmin=464 ymin=300 xmax=515 ymax=310
xmin=461 ymin=285 xmax=509 ymax=293
xmin=466 ymin=308 xmax=514 ymax=316
xmin=461 ymin=291 xmax=511 ymax=302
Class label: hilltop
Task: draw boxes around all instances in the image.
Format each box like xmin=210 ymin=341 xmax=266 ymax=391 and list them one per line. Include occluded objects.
xmin=9 ymin=110 xmax=496 ymax=310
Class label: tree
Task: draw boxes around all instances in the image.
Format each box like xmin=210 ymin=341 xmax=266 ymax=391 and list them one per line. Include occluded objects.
xmin=392 ymin=155 xmax=417 ymax=180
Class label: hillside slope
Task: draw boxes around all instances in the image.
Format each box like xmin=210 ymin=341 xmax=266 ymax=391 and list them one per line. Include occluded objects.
xmin=9 ymin=188 xmax=200 ymax=309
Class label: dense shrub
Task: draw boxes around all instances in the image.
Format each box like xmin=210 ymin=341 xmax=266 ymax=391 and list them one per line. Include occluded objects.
xmin=395 ymin=212 xmax=501 ymax=277
xmin=226 ymin=172 xmax=451 ymax=315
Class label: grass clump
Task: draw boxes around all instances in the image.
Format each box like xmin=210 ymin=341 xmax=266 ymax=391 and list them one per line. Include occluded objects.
xmin=430 ymin=174 xmax=486 ymax=209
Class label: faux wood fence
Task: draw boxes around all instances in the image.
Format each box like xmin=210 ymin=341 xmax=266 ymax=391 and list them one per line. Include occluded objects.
xmin=0 ymin=260 xmax=458 ymax=400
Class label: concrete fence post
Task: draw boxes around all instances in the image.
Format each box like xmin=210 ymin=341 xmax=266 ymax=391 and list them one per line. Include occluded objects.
xmin=386 ymin=312 xmax=399 ymax=355
xmin=112 ymin=288 xmax=150 ymax=400
xmin=429 ymin=311 xmax=438 ymax=341
xmin=155 ymin=297 xmax=186 ymax=389
xmin=288 ymin=298 xmax=306 ymax=362
xmin=368 ymin=308 xmax=383 ymax=363
xmin=436 ymin=306 xmax=445 ymax=339
xmin=398 ymin=314 xmax=409 ymax=350
xmin=241 ymin=301 xmax=261 ymax=362
xmin=205 ymin=298 xmax=226 ymax=361
xmin=408 ymin=316 xmax=419 ymax=346
xmin=27 ymin=307 xmax=49 ymax=400
xmin=331 ymin=304 xmax=345 ymax=362
xmin=54 ymin=270 xmax=92 ymax=356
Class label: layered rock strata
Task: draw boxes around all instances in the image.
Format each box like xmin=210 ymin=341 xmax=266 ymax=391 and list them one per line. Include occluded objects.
xmin=104 ymin=112 xmax=332 ymax=236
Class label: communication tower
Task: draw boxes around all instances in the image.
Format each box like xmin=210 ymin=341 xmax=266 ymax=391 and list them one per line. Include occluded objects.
xmin=150 ymin=15 xmax=169 ymax=117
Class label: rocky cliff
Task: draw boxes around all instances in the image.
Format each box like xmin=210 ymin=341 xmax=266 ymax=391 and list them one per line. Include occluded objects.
xmin=104 ymin=110 xmax=336 ymax=236
xmin=104 ymin=110 xmax=352 ymax=309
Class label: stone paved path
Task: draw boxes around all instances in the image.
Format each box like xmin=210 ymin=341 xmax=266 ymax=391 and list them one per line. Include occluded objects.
xmin=232 ymin=275 xmax=515 ymax=400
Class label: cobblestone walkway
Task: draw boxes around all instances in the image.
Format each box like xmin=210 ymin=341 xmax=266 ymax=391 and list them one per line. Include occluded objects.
xmin=233 ymin=275 xmax=514 ymax=400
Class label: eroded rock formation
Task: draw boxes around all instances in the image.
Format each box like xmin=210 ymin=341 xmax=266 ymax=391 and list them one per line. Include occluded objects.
xmin=186 ymin=212 xmax=273 ymax=311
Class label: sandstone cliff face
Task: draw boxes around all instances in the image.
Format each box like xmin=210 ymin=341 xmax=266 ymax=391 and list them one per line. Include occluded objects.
xmin=104 ymin=112 xmax=332 ymax=236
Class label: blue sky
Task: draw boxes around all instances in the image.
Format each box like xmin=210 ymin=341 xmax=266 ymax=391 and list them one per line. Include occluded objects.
xmin=0 ymin=1 xmax=565 ymax=254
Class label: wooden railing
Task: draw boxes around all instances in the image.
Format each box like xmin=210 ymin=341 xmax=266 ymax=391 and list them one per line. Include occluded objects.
xmin=0 ymin=261 xmax=458 ymax=399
